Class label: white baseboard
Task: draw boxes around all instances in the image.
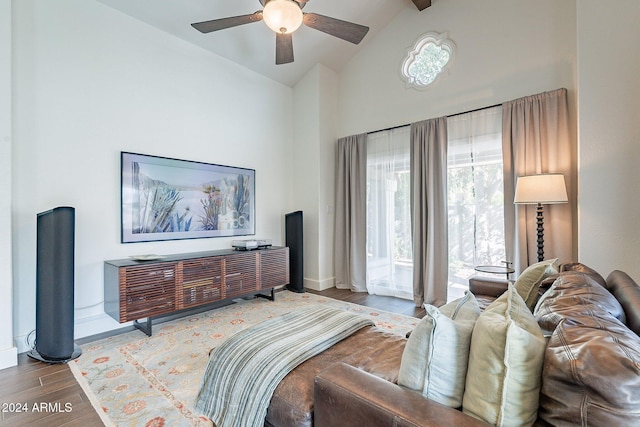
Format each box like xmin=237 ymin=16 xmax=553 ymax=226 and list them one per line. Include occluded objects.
xmin=74 ymin=313 xmax=129 ymax=341
xmin=304 ymin=277 xmax=335 ymax=291
xmin=13 ymin=314 xmax=127 ymax=354
xmin=0 ymin=345 xmax=18 ymax=369
xmin=13 ymin=333 xmax=30 ymax=354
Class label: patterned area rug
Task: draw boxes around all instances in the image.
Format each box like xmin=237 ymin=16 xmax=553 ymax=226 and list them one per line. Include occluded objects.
xmin=71 ymin=290 xmax=419 ymax=427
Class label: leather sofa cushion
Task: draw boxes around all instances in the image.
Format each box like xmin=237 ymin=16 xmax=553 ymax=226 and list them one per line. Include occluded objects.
xmin=607 ymin=270 xmax=640 ymax=336
xmin=315 ymin=362 xmax=492 ymax=427
xmin=469 ymin=276 xmax=509 ymax=298
xmin=539 ymin=315 xmax=640 ymax=426
xmin=560 ymin=262 xmax=607 ymax=287
xmin=534 ymin=271 xmax=626 ymax=334
xmin=265 ymin=326 xmax=406 ymax=427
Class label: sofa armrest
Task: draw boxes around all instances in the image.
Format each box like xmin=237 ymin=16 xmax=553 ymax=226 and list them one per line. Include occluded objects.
xmin=314 ymin=362 xmax=490 ymax=427
xmin=468 ymin=276 xmax=509 ymax=297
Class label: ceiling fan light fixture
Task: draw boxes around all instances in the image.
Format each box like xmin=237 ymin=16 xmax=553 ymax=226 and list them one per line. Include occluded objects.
xmin=263 ymin=0 xmax=303 ymax=34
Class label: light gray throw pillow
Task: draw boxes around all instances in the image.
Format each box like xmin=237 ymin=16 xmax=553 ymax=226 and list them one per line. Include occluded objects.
xmin=463 ymin=284 xmax=546 ymax=426
xmin=398 ymin=292 xmax=480 ymax=408
xmin=514 ymin=258 xmax=559 ymax=311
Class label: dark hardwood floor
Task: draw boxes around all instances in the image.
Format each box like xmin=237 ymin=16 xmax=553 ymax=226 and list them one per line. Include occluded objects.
xmin=308 ymin=287 xmax=426 ymax=318
xmin=0 ymin=287 xmax=424 ymax=426
xmin=0 ymin=352 xmax=104 ymax=426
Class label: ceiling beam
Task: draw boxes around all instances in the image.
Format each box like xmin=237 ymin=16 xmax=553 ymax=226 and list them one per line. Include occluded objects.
xmin=412 ymin=0 xmax=432 ymax=11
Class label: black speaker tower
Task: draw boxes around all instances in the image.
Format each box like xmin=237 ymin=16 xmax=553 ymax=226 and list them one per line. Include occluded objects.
xmin=285 ymin=210 xmax=304 ymax=293
xmin=29 ymin=206 xmax=82 ymax=364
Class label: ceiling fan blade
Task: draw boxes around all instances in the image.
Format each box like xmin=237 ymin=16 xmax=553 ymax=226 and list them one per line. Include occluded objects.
xmin=412 ymin=0 xmax=432 ymax=11
xmin=303 ymin=13 xmax=369 ymax=45
xmin=191 ymin=12 xmax=263 ymax=33
xmin=276 ymin=32 xmax=294 ymax=65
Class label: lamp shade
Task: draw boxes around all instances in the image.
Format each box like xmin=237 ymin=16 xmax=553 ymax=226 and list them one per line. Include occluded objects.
xmin=263 ymin=0 xmax=303 ymax=34
xmin=514 ymin=174 xmax=568 ymax=204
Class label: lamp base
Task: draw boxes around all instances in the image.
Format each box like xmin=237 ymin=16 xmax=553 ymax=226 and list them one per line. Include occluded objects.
xmin=536 ymin=203 xmax=544 ymax=262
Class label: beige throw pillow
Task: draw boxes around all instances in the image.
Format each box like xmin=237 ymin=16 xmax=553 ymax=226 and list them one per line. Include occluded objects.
xmin=398 ymin=292 xmax=480 ymax=408
xmin=463 ymin=285 xmax=546 ymax=426
xmin=514 ymin=258 xmax=559 ymax=311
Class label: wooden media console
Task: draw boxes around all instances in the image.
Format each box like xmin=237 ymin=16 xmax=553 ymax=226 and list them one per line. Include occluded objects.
xmin=104 ymin=247 xmax=289 ymax=336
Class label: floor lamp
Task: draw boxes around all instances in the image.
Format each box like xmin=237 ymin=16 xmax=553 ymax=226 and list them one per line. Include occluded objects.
xmin=514 ymin=174 xmax=568 ymax=262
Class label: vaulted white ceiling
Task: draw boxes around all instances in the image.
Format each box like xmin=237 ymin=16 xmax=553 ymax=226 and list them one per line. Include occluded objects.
xmin=97 ymin=0 xmax=420 ymax=86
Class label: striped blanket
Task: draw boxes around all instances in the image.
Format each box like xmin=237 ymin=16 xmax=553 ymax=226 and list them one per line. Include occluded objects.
xmin=194 ymin=306 xmax=374 ymax=427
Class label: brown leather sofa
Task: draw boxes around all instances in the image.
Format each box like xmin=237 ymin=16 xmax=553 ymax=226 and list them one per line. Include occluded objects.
xmin=264 ymin=263 xmax=640 ymax=426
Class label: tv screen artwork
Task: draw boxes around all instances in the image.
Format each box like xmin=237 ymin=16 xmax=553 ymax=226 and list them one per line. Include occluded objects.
xmin=121 ymin=152 xmax=255 ymax=243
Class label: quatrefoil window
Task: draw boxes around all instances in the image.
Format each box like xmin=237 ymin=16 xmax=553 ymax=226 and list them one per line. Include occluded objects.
xmin=401 ymin=32 xmax=455 ymax=90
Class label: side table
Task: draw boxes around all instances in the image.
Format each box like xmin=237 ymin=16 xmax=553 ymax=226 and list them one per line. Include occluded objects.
xmin=474 ymin=263 xmax=515 ymax=281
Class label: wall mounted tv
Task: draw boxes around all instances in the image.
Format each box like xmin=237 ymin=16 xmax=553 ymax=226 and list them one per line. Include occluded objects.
xmin=121 ymin=152 xmax=255 ymax=243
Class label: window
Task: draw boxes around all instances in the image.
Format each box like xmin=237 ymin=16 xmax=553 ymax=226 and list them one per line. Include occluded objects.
xmin=365 ymin=107 xmax=506 ymax=302
xmin=401 ymin=32 xmax=455 ymax=90
xmin=447 ymin=106 xmax=505 ymax=299
xmin=366 ymin=127 xmax=413 ymax=299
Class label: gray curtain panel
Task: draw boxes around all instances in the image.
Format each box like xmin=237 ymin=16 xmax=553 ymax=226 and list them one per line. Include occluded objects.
xmin=502 ymin=88 xmax=575 ymax=274
xmin=334 ymin=133 xmax=368 ymax=292
xmin=410 ymin=117 xmax=449 ymax=307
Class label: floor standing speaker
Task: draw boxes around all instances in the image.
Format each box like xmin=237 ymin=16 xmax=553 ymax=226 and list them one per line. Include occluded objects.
xmin=285 ymin=210 xmax=304 ymax=293
xmin=28 ymin=206 xmax=82 ymax=363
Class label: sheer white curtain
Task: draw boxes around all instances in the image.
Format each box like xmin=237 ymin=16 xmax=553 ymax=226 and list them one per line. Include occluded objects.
xmin=366 ymin=126 xmax=413 ymax=299
xmin=447 ymin=106 xmax=505 ymax=293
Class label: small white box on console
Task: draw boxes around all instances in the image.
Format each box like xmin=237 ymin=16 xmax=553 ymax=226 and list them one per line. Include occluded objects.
xmin=232 ymin=240 xmax=258 ymax=250
xmin=256 ymin=239 xmax=272 ymax=248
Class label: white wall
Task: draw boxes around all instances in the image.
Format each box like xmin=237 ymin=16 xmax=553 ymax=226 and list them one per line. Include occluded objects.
xmin=337 ymin=0 xmax=577 ymax=137
xmin=12 ymin=0 xmax=294 ymax=352
xmin=0 ymin=0 xmax=18 ymax=369
xmin=317 ymin=66 xmax=338 ymax=286
xmin=292 ymin=67 xmax=320 ymax=286
xmin=292 ymin=64 xmax=338 ymax=291
xmin=577 ymin=0 xmax=640 ymax=278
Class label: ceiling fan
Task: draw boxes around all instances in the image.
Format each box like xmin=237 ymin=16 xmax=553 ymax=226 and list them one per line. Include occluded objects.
xmin=191 ymin=0 xmax=370 ymax=65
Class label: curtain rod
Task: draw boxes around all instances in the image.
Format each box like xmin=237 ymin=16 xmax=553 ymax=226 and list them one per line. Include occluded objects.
xmin=367 ymin=101 xmax=502 ymax=135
